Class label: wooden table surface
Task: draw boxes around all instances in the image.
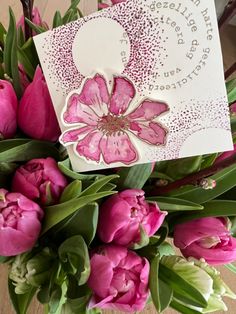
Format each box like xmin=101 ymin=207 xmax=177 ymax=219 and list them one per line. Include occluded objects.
xmin=0 ymin=1 xmax=236 ymax=313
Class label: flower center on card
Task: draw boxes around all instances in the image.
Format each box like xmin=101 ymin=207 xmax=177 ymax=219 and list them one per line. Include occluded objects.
xmin=98 ymin=114 xmax=130 ymax=135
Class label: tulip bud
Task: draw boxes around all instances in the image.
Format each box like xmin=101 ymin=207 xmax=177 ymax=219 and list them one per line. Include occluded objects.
xmin=199 ymin=178 xmax=217 ymax=190
xmin=9 ymin=253 xmax=32 ymax=294
xmin=161 ymin=255 xmax=236 ymax=313
xmin=18 ymin=66 xmax=61 ymax=142
xmin=26 ymin=248 xmax=56 ymax=287
xmin=0 ymin=80 xmax=18 ymax=139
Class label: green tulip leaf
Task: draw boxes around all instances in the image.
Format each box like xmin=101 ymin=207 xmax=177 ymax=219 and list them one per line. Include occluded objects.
xmin=170 ymin=299 xmax=203 ymax=314
xmin=227 ymin=78 xmax=236 ymax=104
xmin=50 ymin=203 xmax=99 ymax=245
xmin=0 ymin=22 xmax=6 ymax=46
xmin=171 ymin=200 xmax=236 ymax=226
xmin=58 ymin=235 xmax=90 ymax=285
xmin=25 ymin=18 xmax=47 ymax=34
xmin=147 ymin=196 xmax=203 ymax=211
xmin=53 ymin=11 xmax=63 ymax=28
xmin=8 ymin=279 xmax=36 ymax=314
xmin=42 ymin=191 xmax=116 ymax=234
xmin=58 ymin=159 xmax=104 ymax=181
xmin=79 ymin=174 xmax=119 ymax=196
xmin=159 ymin=263 xmax=208 ymax=308
xmin=170 ymin=163 xmax=236 ymax=204
xmin=225 ymin=263 xmax=236 ymax=274
xmin=60 ymin=180 xmax=82 ymax=203
xmin=0 ymin=139 xmax=60 ymax=162
xmin=117 ymin=163 xmax=153 ymax=189
xmin=17 ymin=47 xmax=35 ymax=80
xmin=4 ymin=8 xmax=22 ymax=98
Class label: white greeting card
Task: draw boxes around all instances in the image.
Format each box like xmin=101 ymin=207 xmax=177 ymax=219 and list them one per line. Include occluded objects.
xmin=34 ymin=0 xmax=233 ymax=172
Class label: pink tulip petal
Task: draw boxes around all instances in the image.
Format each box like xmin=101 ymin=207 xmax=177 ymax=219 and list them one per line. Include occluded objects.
xmin=88 ymin=254 xmax=114 ymax=298
xmin=128 ymin=100 xmax=169 ymax=120
xmin=63 ymin=94 xmax=99 ymax=125
xmin=110 ymin=77 xmax=135 ymax=115
xmin=76 ymin=130 xmax=103 ymax=162
xmin=98 ymin=197 xmax=133 ymax=243
xmin=130 ymin=121 xmax=167 ymax=145
xmin=17 ymin=211 xmax=42 ymax=238
xmin=12 ymin=172 xmax=40 ymax=201
xmin=0 ymin=228 xmax=36 ymax=256
xmin=60 ymin=126 xmax=92 ymax=144
xmin=174 ymin=218 xmax=229 ymax=249
xmin=100 ymin=132 xmax=137 ymax=164
xmin=182 ymin=238 xmax=236 ymax=265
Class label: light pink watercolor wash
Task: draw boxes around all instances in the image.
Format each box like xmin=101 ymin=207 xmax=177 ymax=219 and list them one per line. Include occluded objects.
xmin=60 ymin=74 xmax=169 ymax=165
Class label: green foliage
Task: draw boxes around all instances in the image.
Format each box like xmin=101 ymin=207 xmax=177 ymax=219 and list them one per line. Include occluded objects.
xmin=117 ymin=163 xmax=153 ymax=189
xmin=170 ymin=163 xmax=236 ymax=203
xmin=42 ymin=174 xmax=117 ymax=234
xmin=8 ymin=279 xmax=36 ymax=314
xmin=3 ymin=8 xmax=22 ymax=98
xmin=147 ymin=196 xmax=203 ymax=212
xmin=227 ymin=78 xmax=236 ymax=104
xmin=0 ymin=139 xmax=60 ymax=163
xmin=59 ymin=235 xmax=90 ymax=285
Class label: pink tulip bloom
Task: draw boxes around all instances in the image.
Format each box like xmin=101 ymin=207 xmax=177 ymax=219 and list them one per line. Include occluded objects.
xmin=174 ymin=217 xmax=236 ymax=265
xmin=12 ymin=157 xmax=68 ymax=206
xmin=0 ymin=80 xmax=18 ymax=139
xmin=98 ymin=189 xmax=167 ymax=247
xmin=18 ymin=66 xmax=61 ymax=142
xmin=0 ymin=189 xmax=43 ymax=256
xmin=88 ymin=245 xmax=150 ymax=312
xmin=98 ymin=0 xmax=126 ymax=9
xmin=60 ymin=74 xmax=169 ymax=165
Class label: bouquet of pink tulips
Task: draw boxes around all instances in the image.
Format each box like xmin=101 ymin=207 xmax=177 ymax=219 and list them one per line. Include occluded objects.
xmin=0 ymin=0 xmax=236 ymax=313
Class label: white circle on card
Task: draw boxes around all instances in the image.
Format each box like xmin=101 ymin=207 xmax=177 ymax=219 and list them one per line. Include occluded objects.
xmin=72 ymin=17 xmax=131 ymax=76
xmin=179 ymin=128 xmax=233 ymax=158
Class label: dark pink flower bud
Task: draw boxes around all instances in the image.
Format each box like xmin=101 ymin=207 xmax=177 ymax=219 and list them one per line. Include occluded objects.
xmin=0 ymin=80 xmax=18 ymax=139
xmin=12 ymin=157 xmax=68 ymax=206
xmin=18 ymin=66 xmax=61 ymax=142
xmin=0 ymin=189 xmax=43 ymax=256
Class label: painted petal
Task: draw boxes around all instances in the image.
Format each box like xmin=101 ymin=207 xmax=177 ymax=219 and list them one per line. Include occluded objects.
xmin=100 ymin=132 xmax=137 ymax=164
xmin=79 ymin=74 xmax=110 ymax=106
xmin=60 ymin=126 xmax=92 ymax=144
xmin=76 ymin=130 xmax=103 ymax=162
xmin=128 ymin=100 xmax=169 ymax=120
xmin=63 ymin=94 xmax=99 ymax=125
xmin=110 ymin=77 xmax=135 ymax=115
xmin=130 ymin=121 xmax=167 ymax=145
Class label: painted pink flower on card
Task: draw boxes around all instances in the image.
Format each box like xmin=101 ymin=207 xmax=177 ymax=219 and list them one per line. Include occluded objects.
xmin=60 ymin=74 xmax=169 ymax=165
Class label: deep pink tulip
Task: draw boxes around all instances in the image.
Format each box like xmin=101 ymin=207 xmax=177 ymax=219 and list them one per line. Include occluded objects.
xmin=18 ymin=66 xmax=61 ymax=142
xmin=98 ymin=189 xmax=167 ymax=247
xmin=0 ymin=80 xmax=18 ymax=139
xmin=88 ymin=245 xmax=150 ymax=312
xmin=12 ymin=157 xmax=68 ymax=206
xmin=0 ymin=189 xmax=43 ymax=256
xmin=174 ymin=217 xmax=236 ymax=265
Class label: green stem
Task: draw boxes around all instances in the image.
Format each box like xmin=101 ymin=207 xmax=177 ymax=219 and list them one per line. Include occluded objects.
xmin=147 ymin=153 xmax=236 ymax=196
xmin=19 ymin=0 xmax=33 ymax=40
